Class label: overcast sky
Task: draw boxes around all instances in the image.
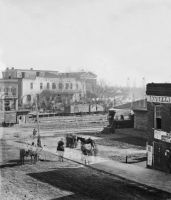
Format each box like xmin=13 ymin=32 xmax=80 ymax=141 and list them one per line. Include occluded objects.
xmin=0 ymin=0 xmax=171 ymax=86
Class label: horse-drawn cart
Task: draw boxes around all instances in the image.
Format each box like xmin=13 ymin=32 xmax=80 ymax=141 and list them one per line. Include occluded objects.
xmin=66 ymin=134 xmax=77 ymax=148
xmin=19 ymin=142 xmax=43 ymax=165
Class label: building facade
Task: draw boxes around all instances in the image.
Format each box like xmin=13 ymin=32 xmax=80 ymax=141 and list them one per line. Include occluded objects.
xmin=146 ymin=83 xmax=171 ymax=173
xmin=0 ymin=79 xmax=19 ymax=111
xmin=1 ymin=68 xmax=97 ymax=109
xmin=132 ymin=99 xmax=148 ymax=132
xmin=0 ymin=79 xmax=20 ymax=125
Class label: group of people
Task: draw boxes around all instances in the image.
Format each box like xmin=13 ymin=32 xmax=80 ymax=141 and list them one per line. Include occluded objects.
xmin=32 ymin=127 xmax=65 ymax=162
xmin=32 ymin=128 xmax=94 ymax=163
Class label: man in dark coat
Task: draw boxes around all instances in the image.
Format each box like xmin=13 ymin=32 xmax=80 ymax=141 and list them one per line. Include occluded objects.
xmin=57 ymin=138 xmax=65 ymax=162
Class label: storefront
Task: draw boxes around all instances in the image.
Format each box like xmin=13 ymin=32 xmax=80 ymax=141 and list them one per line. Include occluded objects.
xmin=146 ymin=83 xmax=171 ymax=173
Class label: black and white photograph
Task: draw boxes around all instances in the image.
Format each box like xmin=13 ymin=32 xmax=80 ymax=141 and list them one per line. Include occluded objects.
xmin=0 ymin=0 xmax=171 ymax=199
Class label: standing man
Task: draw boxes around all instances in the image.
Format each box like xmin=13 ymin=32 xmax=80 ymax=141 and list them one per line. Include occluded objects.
xmin=33 ymin=128 xmax=37 ymax=137
xmin=37 ymin=135 xmax=42 ymax=148
xmin=32 ymin=128 xmax=37 ymax=146
xmin=57 ymin=138 xmax=65 ymax=162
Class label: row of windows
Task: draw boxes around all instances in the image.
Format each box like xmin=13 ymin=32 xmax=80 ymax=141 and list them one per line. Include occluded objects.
xmin=30 ymin=82 xmax=79 ymax=90
xmin=0 ymin=87 xmax=17 ymax=95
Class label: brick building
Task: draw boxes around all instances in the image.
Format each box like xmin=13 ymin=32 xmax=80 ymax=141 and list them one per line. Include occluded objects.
xmin=146 ymin=83 xmax=171 ymax=173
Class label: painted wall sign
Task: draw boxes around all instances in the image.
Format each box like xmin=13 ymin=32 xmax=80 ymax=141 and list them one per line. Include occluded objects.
xmin=147 ymin=95 xmax=171 ymax=103
xmin=154 ymin=129 xmax=171 ymax=143
xmin=147 ymin=145 xmax=153 ymax=166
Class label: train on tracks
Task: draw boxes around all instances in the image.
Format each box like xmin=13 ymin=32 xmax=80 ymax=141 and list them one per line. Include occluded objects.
xmin=0 ymin=103 xmax=106 ymax=126
xmin=0 ymin=111 xmax=17 ymax=127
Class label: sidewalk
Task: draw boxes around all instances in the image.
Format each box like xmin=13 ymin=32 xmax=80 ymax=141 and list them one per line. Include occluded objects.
xmin=44 ymin=145 xmax=171 ymax=194
xmin=90 ymin=160 xmax=171 ymax=194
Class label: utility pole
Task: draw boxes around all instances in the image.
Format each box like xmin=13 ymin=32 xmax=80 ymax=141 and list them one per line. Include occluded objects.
xmin=36 ymin=94 xmax=42 ymax=148
xmin=36 ymin=94 xmax=40 ymax=136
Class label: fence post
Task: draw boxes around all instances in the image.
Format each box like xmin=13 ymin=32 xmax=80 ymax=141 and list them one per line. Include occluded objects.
xmin=126 ymin=150 xmax=128 ymax=163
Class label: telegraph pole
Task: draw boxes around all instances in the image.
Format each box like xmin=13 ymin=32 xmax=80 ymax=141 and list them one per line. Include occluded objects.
xmin=36 ymin=95 xmax=40 ymax=135
xmin=36 ymin=94 xmax=41 ymax=147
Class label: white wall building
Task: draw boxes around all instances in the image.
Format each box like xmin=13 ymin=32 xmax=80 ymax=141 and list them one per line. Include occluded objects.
xmin=21 ymin=76 xmax=86 ymax=104
xmin=1 ymin=68 xmax=96 ymax=109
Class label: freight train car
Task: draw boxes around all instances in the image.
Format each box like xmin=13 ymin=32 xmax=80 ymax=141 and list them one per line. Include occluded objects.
xmin=0 ymin=111 xmax=17 ymax=126
xmin=64 ymin=104 xmax=105 ymax=114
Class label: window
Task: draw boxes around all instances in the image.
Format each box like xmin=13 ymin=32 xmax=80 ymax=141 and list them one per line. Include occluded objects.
xmin=36 ymin=72 xmax=40 ymax=77
xmin=11 ymin=87 xmax=16 ymax=96
xmin=5 ymin=100 xmax=10 ymax=111
xmin=4 ymin=87 xmax=9 ymax=95
xmin=65 ymin=83 xmax=69 ymax=89
xmin=47 ymin=82 xmax=50 ymax=89
xmin=27 ymin=95 xmax=31 ymax=102
xmin=30 ymin=82 xmax=33 ymax=89
xmin=22 ymin=72 xmax=25 ymax=78
xmin=154 ymin=105 xmax=162 ymax=130
xmin=52 ymin=83 xmax=56 ymax=89
xmin=70 ymin=83 xmax=73 ymax=89
xmin=76 ymin=83 xmax=79 ymax=90
xmin=59 ymin=83 xmax=63 ymax=89
xmin=156 ymin=105 xmax=161 ymax=118
xmin=40 ymin=83 xmax=43 ymax=90
xmin=57 ymin=94 xmax=62 ymax=102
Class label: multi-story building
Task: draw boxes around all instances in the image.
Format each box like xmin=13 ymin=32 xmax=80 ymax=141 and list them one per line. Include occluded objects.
xmin=146 ymin=83 xmax=171 ymax=173
xmin=0 ymin=78 xmax=20 ymax=125
xmin=1 ymin=67 xmax=97 ymax=109
xmin=0 ymin=79 xmax=19 ymax=111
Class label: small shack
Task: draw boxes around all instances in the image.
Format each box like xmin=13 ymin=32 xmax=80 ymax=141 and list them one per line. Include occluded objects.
xmin=132 ymin=99 xmax=148 ymax=131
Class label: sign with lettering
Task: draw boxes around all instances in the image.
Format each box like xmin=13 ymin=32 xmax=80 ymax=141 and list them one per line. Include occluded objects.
xmin=147 ymin=95 xmax=171 ymax=103
xmin=154 ymin=129 xmax=171 ymax=143
xmin=147 ymin=145 xmax=153 ymax=166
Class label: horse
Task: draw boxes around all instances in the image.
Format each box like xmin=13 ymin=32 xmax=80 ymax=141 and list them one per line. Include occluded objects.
xmin=80 ymin=142 xmax=98 ymax=164
xmin=20 ymin=149 xmax=29 ymax=165
xmin=20 ymin=148 xmax=38 ymax=165
xmin=81 ymin=144 xmax=93 ymax=156
xmin=66 ymin=134 xmax=77 ymax=148
xmin=77 ymin=136 xmax=95 ymax=149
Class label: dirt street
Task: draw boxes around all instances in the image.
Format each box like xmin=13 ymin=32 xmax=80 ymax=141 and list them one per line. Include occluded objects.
xmin=1 ymin=115 xmax=170 ymax=199
xmin=1 ymin=142 xmax=171 ymax=200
